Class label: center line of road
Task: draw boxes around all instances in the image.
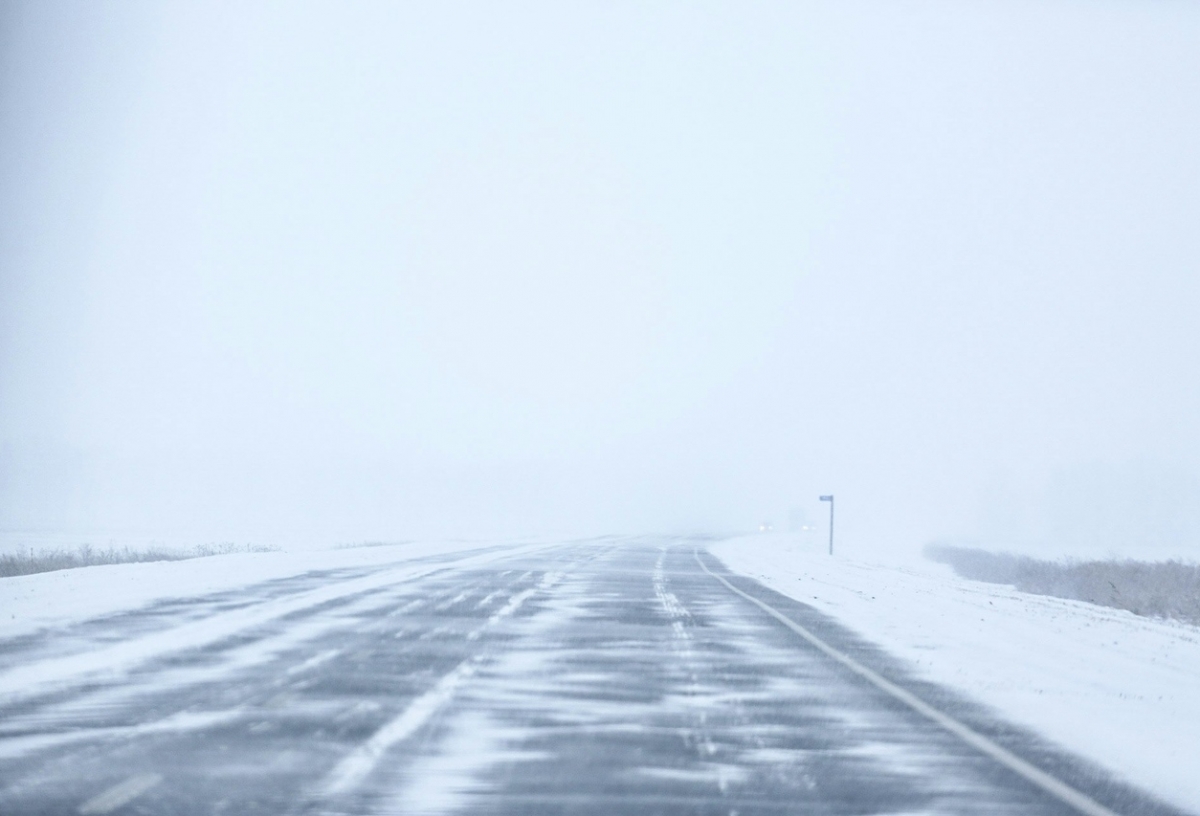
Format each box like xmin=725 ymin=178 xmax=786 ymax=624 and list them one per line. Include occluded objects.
xmin=693 ymin=549 xmax=1122 ymax=816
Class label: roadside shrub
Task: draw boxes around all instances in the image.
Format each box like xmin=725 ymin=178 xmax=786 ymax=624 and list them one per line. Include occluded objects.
xmin=0 ymin=543 xmax=275 ymax=578
xmin=925 ymin=544 xmax=1200 ymax=626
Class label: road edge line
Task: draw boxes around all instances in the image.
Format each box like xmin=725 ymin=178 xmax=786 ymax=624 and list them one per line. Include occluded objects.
xmin=693 ymin=548 xmax=1121 ymax=816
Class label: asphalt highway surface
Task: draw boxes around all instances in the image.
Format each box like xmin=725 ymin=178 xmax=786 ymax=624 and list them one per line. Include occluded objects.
xmin=0 ymin=538 xmax=1185 ymax=815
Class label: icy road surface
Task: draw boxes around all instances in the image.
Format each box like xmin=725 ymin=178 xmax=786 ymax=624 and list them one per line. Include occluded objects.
xmin=0 ymin=539 xmax=1184 ymax=815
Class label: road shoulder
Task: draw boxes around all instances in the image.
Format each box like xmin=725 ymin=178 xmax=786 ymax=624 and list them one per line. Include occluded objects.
xmin=707 ymin=534 xmax=1200 ymax=815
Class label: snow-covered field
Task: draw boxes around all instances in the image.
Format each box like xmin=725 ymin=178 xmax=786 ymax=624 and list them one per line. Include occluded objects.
xmin=709 ymin=534 xmax=1200 ymax=814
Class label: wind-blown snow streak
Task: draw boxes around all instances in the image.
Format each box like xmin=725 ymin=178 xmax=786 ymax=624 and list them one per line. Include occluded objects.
xmin=321 ymin=570 xmax=563 ymax=796
xmin=0 ymin=544 xmax=550 ymax=704
xmin=77 ymin=773 xmax=163 ymax=815
xmin=322 ymin=654 xmax=481 ymax=796
xmin=0 ymin=708 xmax=244 ymax=760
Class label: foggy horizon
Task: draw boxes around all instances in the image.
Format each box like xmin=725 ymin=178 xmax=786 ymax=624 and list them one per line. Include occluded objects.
xmin=3 ymin=1 xmax=1199 ymax=559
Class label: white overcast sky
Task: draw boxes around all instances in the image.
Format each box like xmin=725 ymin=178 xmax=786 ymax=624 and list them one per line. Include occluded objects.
xmin=2 ymin=1 xmax=1198 ymax=557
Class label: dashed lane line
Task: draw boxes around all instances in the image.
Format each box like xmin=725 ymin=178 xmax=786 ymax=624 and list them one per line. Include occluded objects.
xmin=693 ymin=548 xmax=1122 ymax=816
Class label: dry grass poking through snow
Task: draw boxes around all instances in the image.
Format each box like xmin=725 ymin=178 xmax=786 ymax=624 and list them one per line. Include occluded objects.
xmin=925 ymin=545 xmax=1200 ymax=626
xmin=0 ymin=543 xmax=276 ymax=578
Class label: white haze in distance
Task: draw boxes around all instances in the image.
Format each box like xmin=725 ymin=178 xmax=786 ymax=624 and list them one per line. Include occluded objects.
xmin=1 ymin=1 xmax=1198 ymax=559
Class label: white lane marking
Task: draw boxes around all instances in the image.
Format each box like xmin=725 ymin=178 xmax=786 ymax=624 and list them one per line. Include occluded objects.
xmin=77 ymin=773 xmax=162 ymax=814
xmin=694 ymin=549 xmax=1122 ymax=816
xmin=653 ymin=552 xmax=690 ymax=619
xmin=0 ymin=543 xmax=554 ymax=705
xmin=657 ymin=552 xmax=720 ymax=765
xmin=321 ymin=570 xmax=564 ymax=796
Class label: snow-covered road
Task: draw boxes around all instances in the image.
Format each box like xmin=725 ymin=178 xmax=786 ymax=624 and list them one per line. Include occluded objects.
xmin=0 ymin=538 xmax=1184 ymax=815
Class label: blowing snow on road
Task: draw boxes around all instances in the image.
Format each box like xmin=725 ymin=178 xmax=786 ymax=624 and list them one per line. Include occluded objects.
xmin=0 ymin=539 xmax=1186 ymax=815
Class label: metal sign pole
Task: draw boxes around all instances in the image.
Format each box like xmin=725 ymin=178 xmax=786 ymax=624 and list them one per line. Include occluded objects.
xmin=819 ymin=495 xmax=834 ymax=555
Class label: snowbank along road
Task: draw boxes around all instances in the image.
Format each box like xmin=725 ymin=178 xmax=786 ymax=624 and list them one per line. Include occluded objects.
xmin=0 ymin=537 xmax=1186 ymax=815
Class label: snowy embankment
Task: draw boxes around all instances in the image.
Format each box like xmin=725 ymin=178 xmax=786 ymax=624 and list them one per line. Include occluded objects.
xmin=709 ymin=534 xmax=1200 ymax=814
xmin=0 ymin=540 xmax=509 ymax=642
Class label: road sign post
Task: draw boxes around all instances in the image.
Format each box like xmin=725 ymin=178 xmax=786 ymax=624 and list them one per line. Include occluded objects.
xmin=819 ymin=495 xmax=834 ymax=555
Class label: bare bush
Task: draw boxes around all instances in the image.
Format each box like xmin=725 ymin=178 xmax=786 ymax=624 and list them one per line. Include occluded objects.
xmin=925 ymin=544 xmax=1200 ymax=626
xmin=190 ymin=542 xmax=276 ymax=557
xmin=0 ymin=543 xmax=275 ymax=578
xmin=334 ymin=540 xmax=412 ymax=550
